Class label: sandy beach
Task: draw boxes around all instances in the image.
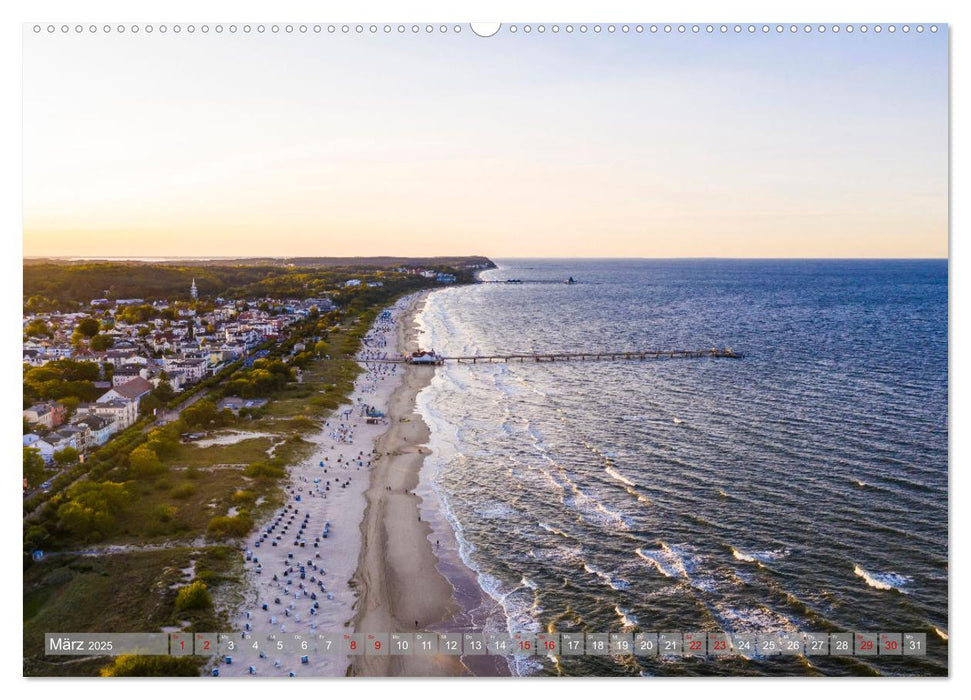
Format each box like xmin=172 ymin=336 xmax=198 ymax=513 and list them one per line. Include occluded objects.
xmin=216 ymin=290 xmax=506 ymax=677
xmin=350 ymin=293 xmax=467 ymax=676
xmin=219 ymin=295 xmax=416 ymax=677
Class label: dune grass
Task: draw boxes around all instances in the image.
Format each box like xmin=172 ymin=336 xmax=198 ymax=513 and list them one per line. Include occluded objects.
xmin=23 ymin=547 xmax=242 ymax=676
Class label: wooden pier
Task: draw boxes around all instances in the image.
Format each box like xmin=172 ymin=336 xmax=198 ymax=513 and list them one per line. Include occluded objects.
xmin=358 ymin=348 xmax=741 ymax=365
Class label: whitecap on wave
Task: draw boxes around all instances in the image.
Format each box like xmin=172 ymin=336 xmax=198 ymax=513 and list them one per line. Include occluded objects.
xmin=477 ymin=572 xmax=542 ymax=635
xmin=539 ymin=462 xmax=631 ymax=531
xmin=475 ymin=501 xmax=518 ymax=520
xmin=711 ymin=602 xmax=799 ymax=633
xmin=605 ymin=466 xmax=636 ymax=487
xmin=582 ymin=561 xmax=630 ymax=591
xmin=732 ymin=547 xmax=791 ymax=564
xmin=615 ymin=605 xmax=639 ymax=628
xmin=635 ymin=543 xmax=691 ymax=581
xmin=853 ymin=564 xmax=912 ymax=593
xmin=528 ymin=546 xmax=580 ymax=567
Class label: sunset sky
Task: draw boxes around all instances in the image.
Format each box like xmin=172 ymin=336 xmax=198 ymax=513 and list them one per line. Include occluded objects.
xmin=23 ymin=25 xmax=948 ymax=258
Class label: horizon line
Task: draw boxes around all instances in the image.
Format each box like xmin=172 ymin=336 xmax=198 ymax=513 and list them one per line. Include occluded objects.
xmin=22 ymin=255 xmax=949 ymax=263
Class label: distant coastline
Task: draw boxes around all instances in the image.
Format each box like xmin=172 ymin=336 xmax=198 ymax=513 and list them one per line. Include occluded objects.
xmin=23 ymin=255 xmax=499 ymax=269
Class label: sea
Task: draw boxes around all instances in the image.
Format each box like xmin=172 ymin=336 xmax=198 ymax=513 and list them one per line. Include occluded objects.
xmin=414 ymin=259 xmax=948 ymax=677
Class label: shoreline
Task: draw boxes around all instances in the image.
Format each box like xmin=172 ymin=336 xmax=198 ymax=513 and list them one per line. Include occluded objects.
xmin=350 ymin=293 xmax=466 ymax=676
xmin=218 ymin=287 xmax=506 ymax=677
xmin=351 ymin=290 xmax=509 ymax=677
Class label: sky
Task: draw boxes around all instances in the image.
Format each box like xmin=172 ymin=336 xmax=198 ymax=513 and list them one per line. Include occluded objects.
xmin=22 ymin=25 xmax=948 ymax=259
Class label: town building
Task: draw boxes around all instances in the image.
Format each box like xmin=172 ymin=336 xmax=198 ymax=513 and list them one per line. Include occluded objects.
xmin=23 ymin=402 xmax=67 ymax=430
xmin=98 ymin=376 xmax=154 ymax=408
xmin=23 ymin=433 xmax=56 ymax=463
xmin=81 ymin=398 xmax=138 ymax=431
xmin=73 ymin=414 xmax=115 ymax=447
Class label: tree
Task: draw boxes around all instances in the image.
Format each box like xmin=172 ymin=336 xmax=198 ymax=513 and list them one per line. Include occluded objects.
xmin=23 ymin=447 xmax=45 ymax=487
xmin=26 ymin=359 xmax=99 ymax=382
xmin=55 ymin=501 xmax=116 ymax=541
xmin=129 ymin=445 xmax=167 ymax=479
xmin=24 ymin=319 xmax=51 ymax=337
xmin=24 ymin=524 xmax=51 ymax=549
xmin=76 ymin=317 xmax=100 ymax=338
xmin=90 ymin=334 xmax=115 ymax=351
xmin=146 ymin=431 xmax=179 ymax=460
xmin=152 ymin=380 xmax=175 ymax=403
xmin=70 ymin=480 xmax=128 ymax=512
xmin=181 ymin=399 xmax=217 ymax=428
xmin=139 ymin=393 xmax=163 ymax=416
xmin=53 ymin=446 xmax=79 ymax=466
xmin=59 ymin=396 xmax=80 ymax=417
xmin=25 ymin=295 xmax=61 ymax=314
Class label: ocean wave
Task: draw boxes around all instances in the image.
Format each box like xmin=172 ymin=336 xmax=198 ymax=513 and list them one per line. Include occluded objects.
xmin=731 ymin=548 xmax=757 ymax=563
xmin=538 ymin=462 xmax=631 ymax=531
xmin=563 ymin=489 xmax=631 ymax=531
xmin=635 ymin=543 xmax=690 ymax=581
xmin=538 ymin=522 xmax=574 ymax=539
xmin=476 ymin=501 xmax=518 ymax=520
xmin=477 ymin=572 xmax=542 ymax=636
xmin=528 ymin=544 xmax=581 ymax=566
xmin=732 ymin=547 xmax=791 ymax=564
xmin=615 ymin=605 xmax=639 ymax=629
xmin=515 ymin=375 xmax=549 ymax=399
xmin=854 ymin=564 xmax=912 ymax=593
xmin=711 ymin=602 xmax=799 ymax=633
xmin=605 ymin=466 xmax=637 ymax=487
xmin=582 ymin=561 xmax=630 ymax=591
xmin=625 ymin=487 xmax=651 ymax=504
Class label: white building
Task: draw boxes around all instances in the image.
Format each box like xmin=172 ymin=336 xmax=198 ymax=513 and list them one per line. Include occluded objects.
xmin=112 ymin=364 xmax=148 ymax=386
xmin=162 ymin=358 xmax=208 ymax=383
xmin=24 ymin=433 xmax=56 ymax=463
xmin=98 ymin=377 xmax=154 ymax=407
xmin=84 ymin=399 xmax=138 ymax=431
xmin=49 ymin=426 xmax=86 ymax=453
xmin=73 ymin=414 xmax=116 ymax=447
